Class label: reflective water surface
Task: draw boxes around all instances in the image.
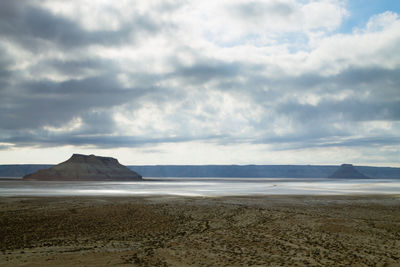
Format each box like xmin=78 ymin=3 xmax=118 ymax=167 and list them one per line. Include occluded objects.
xmin=1 ymin=178 xmax=399 ymax=197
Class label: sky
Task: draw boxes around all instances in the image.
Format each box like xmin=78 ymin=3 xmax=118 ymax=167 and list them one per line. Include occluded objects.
xmin=0 ymin=0 xmax=399 ymax=166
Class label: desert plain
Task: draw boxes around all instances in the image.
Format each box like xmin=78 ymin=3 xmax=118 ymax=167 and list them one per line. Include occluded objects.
xmin=1 ymin=195 xmax=400 ymax=266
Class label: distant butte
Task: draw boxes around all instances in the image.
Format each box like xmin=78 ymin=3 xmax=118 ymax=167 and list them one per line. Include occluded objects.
xmin=23 ymin=154 xmax=142 ymax=181
xmin=329 ymin=164 xmax=370 ymax=179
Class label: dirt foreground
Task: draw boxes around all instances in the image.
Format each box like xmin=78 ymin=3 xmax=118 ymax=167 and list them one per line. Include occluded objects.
xmin=1 ymin=195 xmax=400 ymax=266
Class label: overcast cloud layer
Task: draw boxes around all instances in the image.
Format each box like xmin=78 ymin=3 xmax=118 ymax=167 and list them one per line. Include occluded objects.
xmin=0 ymin=0 xmax=399 ymax=165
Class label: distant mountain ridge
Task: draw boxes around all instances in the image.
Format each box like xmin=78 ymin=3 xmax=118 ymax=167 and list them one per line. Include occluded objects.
xmin=2 ymin=164 xmax=399 ymax=179
xmin=129 ymin=165 xmax=399 ymax=179
xmin=0 ymin=165 xmax=52 ymax=178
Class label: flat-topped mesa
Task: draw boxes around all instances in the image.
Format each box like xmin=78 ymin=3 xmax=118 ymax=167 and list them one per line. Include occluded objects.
xmin=329 ymin=164 xmax=370 ymax=179
xmin=68 ymin=154 xmax=119 ymax=165
xmin=23 ymin=154 xmax=142 ymax=181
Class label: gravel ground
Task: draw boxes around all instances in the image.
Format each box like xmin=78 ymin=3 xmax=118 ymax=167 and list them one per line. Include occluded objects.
xmin=1 ymin=195 xmax=400 ymax=266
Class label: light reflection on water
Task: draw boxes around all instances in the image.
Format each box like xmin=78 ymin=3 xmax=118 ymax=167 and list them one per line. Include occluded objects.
xmin=0 ymin=178 xmax=399 ymax=196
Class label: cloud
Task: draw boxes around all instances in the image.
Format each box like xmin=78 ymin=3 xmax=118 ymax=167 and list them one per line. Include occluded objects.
xmin=232 ymin=1 xmax=295 ymax=19
xmin=173 ymin=0 xmax=347 ymax=46
xmin=0 ymin=1 xmax=165 ymax=55
xmin=171 ymin=59 xmax=243 ymax=84
xmin=366 ymin=11 xmax=399 ymax=32
xmin=0 ymin=1 xmax=399 ymax=165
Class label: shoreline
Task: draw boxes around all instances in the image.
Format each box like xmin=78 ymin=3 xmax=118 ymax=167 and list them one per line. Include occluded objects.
xmin=2 ymin=178 xmax=400 ymax=197
xmin=1 ymin=195 xmax=400 ymax=266
xmin=1 ymin=193 xmax=400 ymax=200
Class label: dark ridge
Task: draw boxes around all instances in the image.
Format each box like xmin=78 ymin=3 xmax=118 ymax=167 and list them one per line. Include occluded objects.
xmin=1 ymin=164 xmax=399 ymax=179
xmin=127 ymin=165 xmax=399 ymax=178
xmin=328 ymin=164 xmax=370 ymax=179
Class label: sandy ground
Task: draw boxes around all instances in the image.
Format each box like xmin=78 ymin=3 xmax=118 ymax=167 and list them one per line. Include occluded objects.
xmin=0 ymin=195 xmax=400 ymax=266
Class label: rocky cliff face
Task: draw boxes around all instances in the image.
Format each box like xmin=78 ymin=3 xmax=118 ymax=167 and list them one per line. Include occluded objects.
xmin=23 ymin=154 xmax=142 ymax=181
xmin=329 ymin=164 xmax=370 ymax=179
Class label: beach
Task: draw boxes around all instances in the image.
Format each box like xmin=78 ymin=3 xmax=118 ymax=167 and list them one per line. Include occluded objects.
xmin=1 ymin=195 xmax=400 ymax=266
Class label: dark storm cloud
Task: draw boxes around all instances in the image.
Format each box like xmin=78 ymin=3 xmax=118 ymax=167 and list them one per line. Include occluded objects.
xmin=233 ymin=65 xmax=400 ymax=117
xmin=0 ymin=48 xmax=13 ymax=89
xmin=2 ymin=130 xmax=221 ymax=149
xmin=234 ymin=66 xmax=400 ymax=100
xmin=171 ymin=60 xmax=243 ymax=84
xmin=78 ymin=111 xmax=118 ymax=135
xmin=321 ymin=136 xmax=400 ymax=148
xmin=166 ymin=51 xmax=265 ymax=86
xmin=255 ymin=135 xmax=400 ymax=151
xmin=37 ymin=58 xmax=112 ymax=77
xmin=277 ymin=99 xmax=400 ymax=122
xmin=283 ymin=67 xmax=400 ymax=96
xmin=0 ymin=0 xmax=172 ymax=145
xmin=203 ymin=63 xmax=400 ymax=148
xmin=0 ymin=1 xmax=159 ymax=51
xmin=0 ymin=75 xmax=147 ymax=130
